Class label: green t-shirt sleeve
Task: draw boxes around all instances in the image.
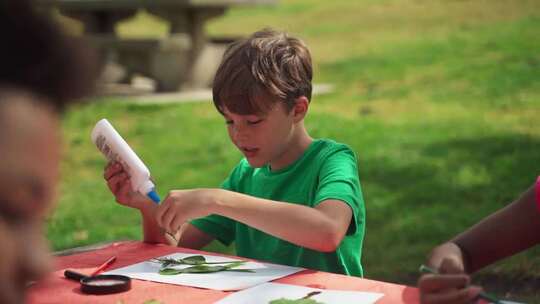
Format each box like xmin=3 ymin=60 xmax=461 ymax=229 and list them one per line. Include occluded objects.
xmin=189 ymin=165 xmax=242 ymax=246
xmin=313 ymin=147 xmax=364 ymax=235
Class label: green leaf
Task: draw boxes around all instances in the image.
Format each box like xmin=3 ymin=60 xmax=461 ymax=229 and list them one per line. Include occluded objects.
xmin=159 ymin=265 xmax=224 ymax=274
xmin=159 ymin=268 xmax=185 ymax=275
xmin=182 ymin=255 xmax=245 ymax=265
xmin=158 ymin=261 xmax=253 ymax=275
xmin=269 ymin=291 xmax=325 ymax=304
xmin=153 ymin=258 xmax=178 ymax=268
xmin=269 ymin=299 xmax=324 ymax=304
xmin=152 ymin=255 xmax=247 ymax=268
xmin=181 ymin=255 xmax=207 ymax=265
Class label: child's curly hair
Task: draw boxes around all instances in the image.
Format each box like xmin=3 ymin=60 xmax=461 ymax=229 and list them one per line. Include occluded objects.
xmin=0 ymin=0 xmax=98 ymax=112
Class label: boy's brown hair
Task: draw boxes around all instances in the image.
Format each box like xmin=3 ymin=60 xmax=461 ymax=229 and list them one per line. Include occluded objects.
xmin=212 ymin=28 xmax=312 ymax=115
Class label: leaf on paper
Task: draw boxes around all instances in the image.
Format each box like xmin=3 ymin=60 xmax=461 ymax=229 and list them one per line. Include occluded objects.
xmin=269 ymin=291 xmax=325 ymax=304
xmin=269 ymin=299 xmax=325 ymax=304
xmin=152 ymin=255 xmax=246 ymax=267
xmin=155 ymin=257 xmax=254 ymax=275
xmin=182 ymin=255 xmax=207 ymax=265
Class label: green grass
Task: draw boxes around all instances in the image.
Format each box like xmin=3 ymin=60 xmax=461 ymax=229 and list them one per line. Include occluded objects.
xmin=50 ymin=0 xmax=540 ymax=301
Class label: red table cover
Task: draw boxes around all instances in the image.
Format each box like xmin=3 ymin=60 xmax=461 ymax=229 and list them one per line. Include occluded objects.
xmin=27 ymin=241 xmax=419 ymax=303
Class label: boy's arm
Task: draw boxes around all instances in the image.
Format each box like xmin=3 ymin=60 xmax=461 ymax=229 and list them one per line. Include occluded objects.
xmin=138 ymin=203 xmax=174 ymax=245
xmin=157 ymin=189 xmax=352 ymax=252
xmin=451 ymin=182 xmax=540 ymax=272
xmin=141 ymin=204 xmax=214 ymax=248
xmin=177 ymin=223 xmax=215 ymax=249
xmin=216 ymin=193 xmax=353 ymax=252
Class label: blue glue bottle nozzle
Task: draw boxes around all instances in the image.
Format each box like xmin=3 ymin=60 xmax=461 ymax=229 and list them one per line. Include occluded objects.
xmin=147 ymin=190 xmax=161 ymax=204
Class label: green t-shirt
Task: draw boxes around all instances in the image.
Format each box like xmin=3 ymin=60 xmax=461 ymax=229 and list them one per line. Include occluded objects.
xmin=191 ymin=139 xmax=365 ymax=276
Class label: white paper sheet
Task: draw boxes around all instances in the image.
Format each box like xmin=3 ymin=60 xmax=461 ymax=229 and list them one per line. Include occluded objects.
xmin=214 ymin=282 xmax=384 ymax=304
xmin=103 ymin=253 xmax=303 ymax=291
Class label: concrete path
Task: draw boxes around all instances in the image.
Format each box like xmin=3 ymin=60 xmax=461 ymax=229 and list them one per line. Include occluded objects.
xmin=99 ymin=83 xmax=335 ymax=105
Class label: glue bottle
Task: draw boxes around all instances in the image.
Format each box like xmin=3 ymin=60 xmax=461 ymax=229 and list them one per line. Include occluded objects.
xmin=91 ymin=118 xmax=161 ymax=204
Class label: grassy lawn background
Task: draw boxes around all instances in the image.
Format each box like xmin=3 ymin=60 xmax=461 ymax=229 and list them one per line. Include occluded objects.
xmin=49 ymin=0 xmax=540 ymax=301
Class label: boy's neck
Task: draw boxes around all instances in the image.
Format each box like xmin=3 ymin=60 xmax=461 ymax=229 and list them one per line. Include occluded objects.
xmin=269 ymin=124 xmax=312 ymax=171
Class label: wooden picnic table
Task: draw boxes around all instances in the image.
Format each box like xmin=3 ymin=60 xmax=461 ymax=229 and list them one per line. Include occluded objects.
xmin=28 ymin=241 xmax=420 ymax=303
xmin=36 ymin=0 xmax=276 ymax=91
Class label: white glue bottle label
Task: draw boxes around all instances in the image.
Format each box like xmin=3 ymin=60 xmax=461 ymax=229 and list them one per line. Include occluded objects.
xmin=91 ymin=118 xmax=161 ymax=204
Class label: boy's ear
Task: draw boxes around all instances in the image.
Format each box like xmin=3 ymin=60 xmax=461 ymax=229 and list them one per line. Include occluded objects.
xmin=292 ymin=96 xmax=309 ymax=122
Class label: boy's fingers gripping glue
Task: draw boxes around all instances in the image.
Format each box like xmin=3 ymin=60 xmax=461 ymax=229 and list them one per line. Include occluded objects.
xmin=91 ymin=119 xmax=160 ymax=204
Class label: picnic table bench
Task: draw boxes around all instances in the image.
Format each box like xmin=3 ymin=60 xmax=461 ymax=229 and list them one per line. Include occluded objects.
xmin=36 ymin=0 xmax=276 ymax=92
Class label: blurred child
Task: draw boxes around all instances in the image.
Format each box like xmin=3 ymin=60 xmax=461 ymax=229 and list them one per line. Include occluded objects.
xmin=104 ymin=29 xmax=366 ymax=276
xmin=418 ymin=177 xmax=540 ymax=303
xmin=0 ymin=90 xmax=63 ymax=304
xmin=0 ymin=1 xmax=96 ymax=303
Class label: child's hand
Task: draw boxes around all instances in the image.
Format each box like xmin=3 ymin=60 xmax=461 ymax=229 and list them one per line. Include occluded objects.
xmin=418 ymin=243 xmax=482 ymax=304
xmin=104 ymin=162 xmax=151 ymax=209
xmin=418 ymin=272 xmax=482 ymax=304
xmin=155 ymin=189 xmax=217 ymax=233
xmin=427 ymin=242 xmax=466 ymax=273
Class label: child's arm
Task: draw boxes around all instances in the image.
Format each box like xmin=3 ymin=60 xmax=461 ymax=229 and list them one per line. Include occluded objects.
xmin=104 ymin=162 xmax=215 ymax=248
xmin=156 ymin=189 xmax=352 ymax=252
xmin=452 ymin=182 xmax=540 ymax=273
xmin=418 ymin=180 xmax=540 ymax=304
xmin=177 ymin=223 xmax=216 ymax=249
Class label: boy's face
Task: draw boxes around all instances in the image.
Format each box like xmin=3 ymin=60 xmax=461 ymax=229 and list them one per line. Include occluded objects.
xmin=222 ymin=99 xmax=306 ymax=170
xmin=0 ymin=98 xmax=60 ymax=303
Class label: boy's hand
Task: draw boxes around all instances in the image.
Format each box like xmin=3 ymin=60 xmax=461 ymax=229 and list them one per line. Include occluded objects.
xmin=418 ymin=243 xmax=482 ymax=304
xmin=155 ymin=189 xmax=218 ymax=233
xmin=104 ymin=162 xmax=151 ymax=209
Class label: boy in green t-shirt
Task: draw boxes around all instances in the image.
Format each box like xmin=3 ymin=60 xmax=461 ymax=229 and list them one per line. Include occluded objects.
xmin=104 ymin=29 xmax=366 ymax=276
